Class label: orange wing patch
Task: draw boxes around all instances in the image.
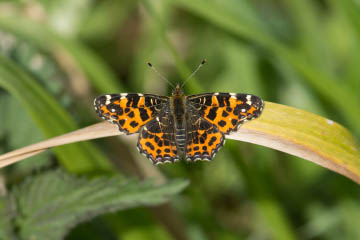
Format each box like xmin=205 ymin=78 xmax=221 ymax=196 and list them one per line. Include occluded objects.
xmin=186 ymin=118 xmax=225 ymax=161
xmin=94 ymin=94 xmax=168 ymax=134
xmin=187 ymin=93 xmax=263 ymax=134
xmin=137 ymin=118 xmax=178 ymax=164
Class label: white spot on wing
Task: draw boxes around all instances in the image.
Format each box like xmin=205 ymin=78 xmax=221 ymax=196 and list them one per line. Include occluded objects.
xmin=246 ymin=95 xmax=252 ymax=101
xmin=105 ymin=95 xmax=111 ymax=105
xmin=327 ymin=119 xmax=334 ymax=125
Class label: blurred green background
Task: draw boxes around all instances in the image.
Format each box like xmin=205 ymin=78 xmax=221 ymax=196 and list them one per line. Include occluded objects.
xmin=0 ymin=0 xmax=360 ymax=239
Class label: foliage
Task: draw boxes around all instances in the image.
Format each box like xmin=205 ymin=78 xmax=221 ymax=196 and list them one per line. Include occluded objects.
xmin=0 ymin=169 xmax=188 ymax=240
xmin=0 ymin=0 xmax=359 ymax=239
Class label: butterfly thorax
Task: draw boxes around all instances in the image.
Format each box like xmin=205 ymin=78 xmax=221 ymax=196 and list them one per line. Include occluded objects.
xmin=170 ymin=85 xmax=187 ymax=156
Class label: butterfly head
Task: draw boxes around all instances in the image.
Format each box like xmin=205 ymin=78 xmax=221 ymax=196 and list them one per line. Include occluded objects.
xmin=172 ymin=83 xmax=184 ymax=96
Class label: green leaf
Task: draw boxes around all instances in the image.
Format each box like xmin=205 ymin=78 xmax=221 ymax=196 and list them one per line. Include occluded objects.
xmin=0 ymin=54 xmax=111 ymax=173
xmin=10 ymin=169 xmax=188 ymax=240
xmin=5 ymin=97 xmax=51 ymax=172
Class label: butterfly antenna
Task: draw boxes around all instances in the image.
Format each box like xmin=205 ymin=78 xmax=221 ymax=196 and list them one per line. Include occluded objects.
xmin=181 ymin=59 xmax=207 ymax=88
xmin=146 ymin=62 xmax=175 ymax=88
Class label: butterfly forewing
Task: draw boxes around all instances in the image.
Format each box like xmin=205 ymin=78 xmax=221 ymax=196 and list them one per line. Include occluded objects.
xmin=186 ymin=93 xmax=264 ymax=134
xmin=94 ymin=93 xmax=169 ymax=134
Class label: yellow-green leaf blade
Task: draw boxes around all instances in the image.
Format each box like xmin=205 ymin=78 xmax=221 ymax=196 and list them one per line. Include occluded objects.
xmin=232 ymin=102 xmax=360 ymax=183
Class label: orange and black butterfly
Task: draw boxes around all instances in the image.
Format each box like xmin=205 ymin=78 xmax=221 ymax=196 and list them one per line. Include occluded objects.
xmin=94 ymin=84 xmax=263 ymax=164
xmin=94 ymin=60 xmax=263 ymax=164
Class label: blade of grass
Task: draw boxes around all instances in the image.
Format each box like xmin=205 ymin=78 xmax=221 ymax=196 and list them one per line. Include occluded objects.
xmin=0 ymin=122 xmax=118 ymax=168
xmin=1 ymin=102 xmax=358 ymax=183
xmin=0 ymin=54 xmax=112 ymax=173
xmin=228 ymin=102 xmax=360 ymax=183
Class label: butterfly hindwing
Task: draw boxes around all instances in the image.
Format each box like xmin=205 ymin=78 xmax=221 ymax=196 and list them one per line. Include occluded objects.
xmin=185 ymin=111 xmax=225 ymax=161
xmin=187 ymin=93 xmax=264 ymax=134
xmin=137 ymin=111 xmax=179 ymax=164
xmin=94 ymin=93 xmax=169 ymax=134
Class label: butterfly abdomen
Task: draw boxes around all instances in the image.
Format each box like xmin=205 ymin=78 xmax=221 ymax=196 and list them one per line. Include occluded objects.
xmin=171 ymin=95 xmax=187 ymax=156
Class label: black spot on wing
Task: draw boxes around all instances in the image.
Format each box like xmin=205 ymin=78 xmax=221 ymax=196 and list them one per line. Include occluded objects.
xmin=199 ymin=120 xmax=211 ymax=130
xmin=222 ymin=111 xmax=229 ymax=117
xmin=206 ymin=107 xmax=218 ymax=121
xmin=218 ymin=120 xmax=226 ymax=127
xmin=216 ymin=95 xmax=226 ymax=107
xmin=118 ymin=119 xmax=125 ymax=126
xmin=130 ymin=121 xmax=139 ymax=128
xmin=208 ymin=136 xmax=217 ymax=146
xmin=139 ymin=108 xmax=150 ymax=121
xmin=145 ymin=141 xmax=155 ymax=150
xmin=131 ymin=95 xmax=140 ymax=107
xmin=127 ymin=111 xmax=135 ymax=118
xmin=231 ymin=119 xmax=238 ymax=126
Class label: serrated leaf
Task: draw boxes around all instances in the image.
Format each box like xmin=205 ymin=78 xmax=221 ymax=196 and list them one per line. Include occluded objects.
xmin=0 ymin=195 xmax=17 ymax=240
xmin=11 ymin=169 xmax=188 ymax=240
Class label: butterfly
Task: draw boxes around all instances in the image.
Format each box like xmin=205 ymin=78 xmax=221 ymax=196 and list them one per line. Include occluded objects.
xmin=94 ymin=84 xmax=264 ymax=164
